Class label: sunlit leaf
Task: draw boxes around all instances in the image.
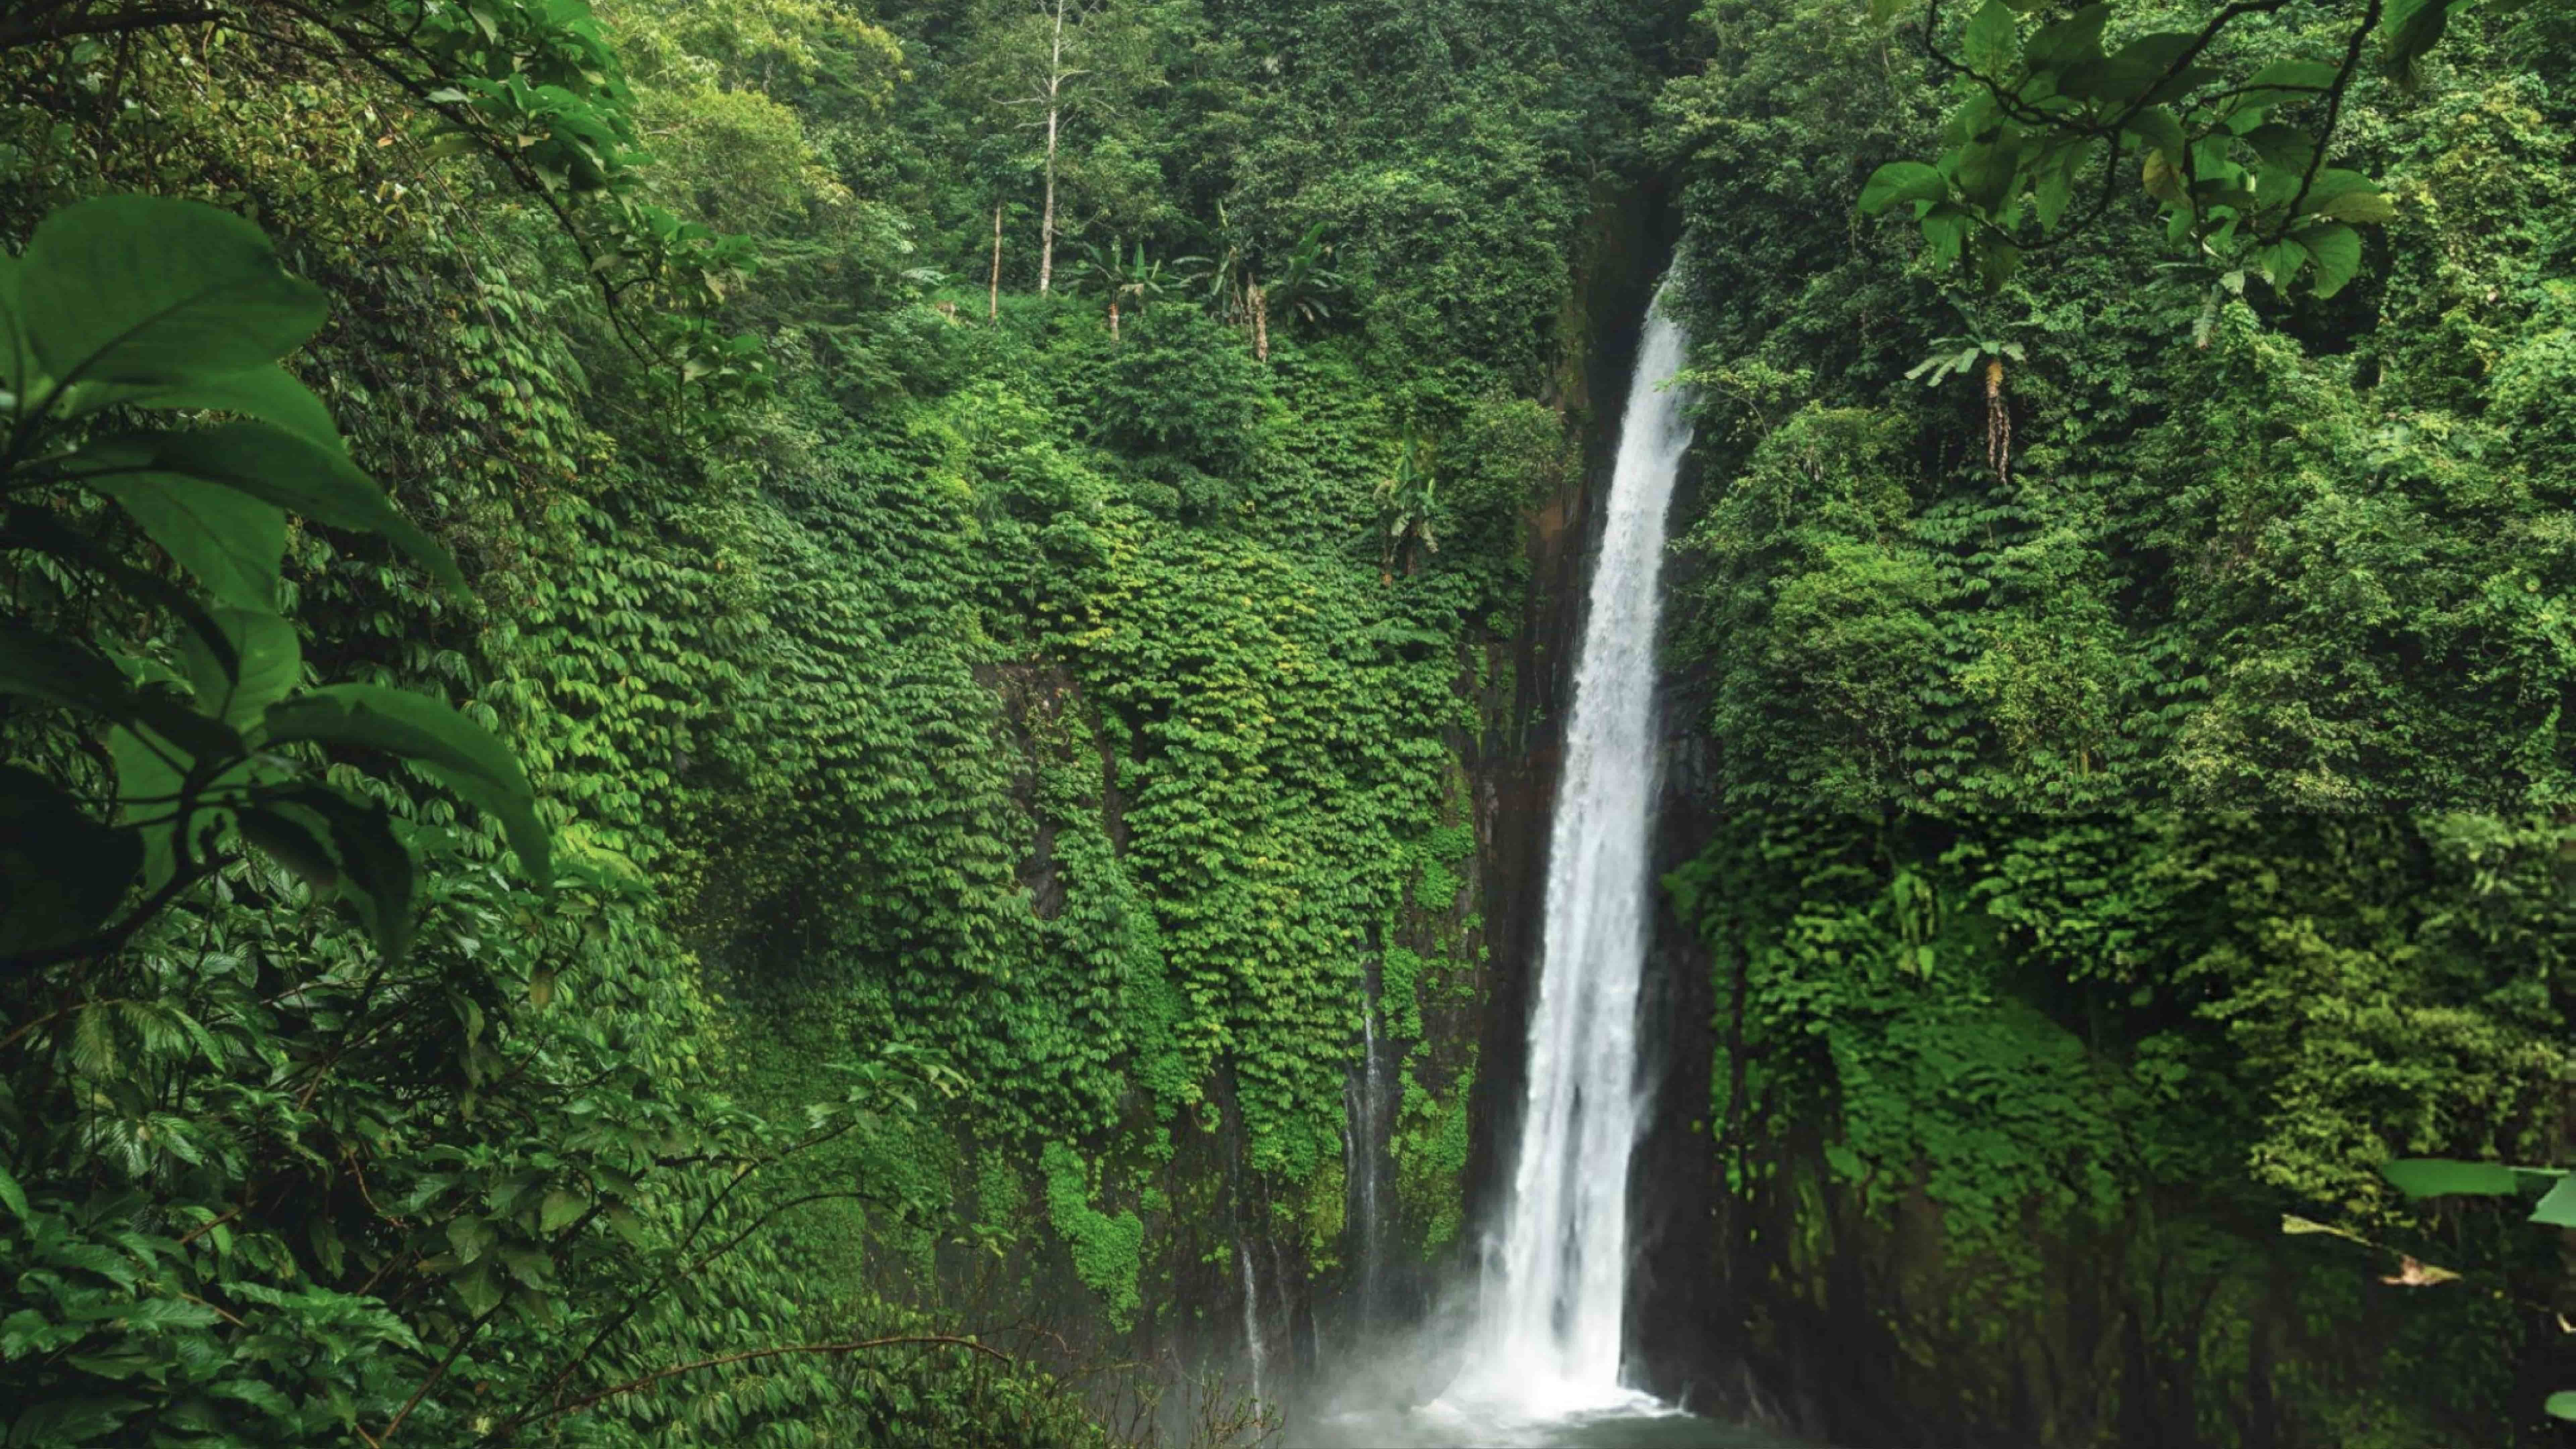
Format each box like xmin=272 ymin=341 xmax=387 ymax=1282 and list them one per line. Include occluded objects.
xmin=2529 ymin=1174 xmax=2576 ymax=1228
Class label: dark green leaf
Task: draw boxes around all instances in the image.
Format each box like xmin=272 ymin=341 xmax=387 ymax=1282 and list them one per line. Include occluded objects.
xmin=87 ymin=473 xmax=286 ymax=611
xmin=2254 ymin=237 xmax=2310 ymax=288
xmin=237 ymin=804 xmax=338 ymax=893
xmin=84 ymin=364 xmax=345 ymax=450
xmin=0 ymin=765 xmax=139 ymax=957
xmin=71 ymin=423 xmax=465 ymax=596
xmin=17 ymin=196 xmax=326 ymax=391
xmin=1859 ymin=162 xmax=1948 ymax=214
xmin=539 ymin=1187 xmax=587 ymax=1234
xmin=178 ymin=608 xmax=301 ymax=730
xmin=294 ymin=787 xmax=416 ymax=961
xmin=2382 ymin=0 xmax=2456 ymax=82
xmin=260 ymin=685 xmax=549 ymax=885
xmin=2381 ymin=1158 xmax=2526 ymax=1197
xmin=0 ymin=621 xmax=136 ymax=718
xmin=2122 ymin=105 xmax=2186 ymax=169
xmin=2297 ymin=221 xmax=2364 ymax=298
xmin=0 ymin=252 xmax=27 ymax=405
xmin=2243 ymin=122 xmax=2319 ymax=172
xmin=1977 ymin=240 xmax=2023 ymax=292
xmin=2023 ymin=3 xmax=2108 ymax=70
xmin=3 ymin=1397 xmax=145 ymax=1446
xmin=2060 ymin=31 xmax=2198 ymax=104
xmin=3 ymin=508 xmax=240 ymax=680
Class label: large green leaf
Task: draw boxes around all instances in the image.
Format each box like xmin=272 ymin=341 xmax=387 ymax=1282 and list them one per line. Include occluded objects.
xmin=1860 ymin=162 xmax=1947 ymax=215
xmin=16 ymin=196 xmax=326 ymax=391
xmin=2528 ymin=1173 xmax=2576 ymax=1228
xmin=77 ymin=364 xmax=345 ymax=451
xmin=260 ymin=685 xmax=550 ymax=885
xmin=177 ymin=608 xmax=302 ymax=730
xmin=2292 ymin=168 xmax=2398 ymax=225
xmin=2298 ymin=221 xmax=2364 ymax=299
xmin=70 ymin=423 xmax=466 ymax=595
xmin=87 ymin=473 xmax=286 ymax=611
xmin=2548 ymin=1393 xmax=2576 ymax=1422
xmin=0 ymin=766 xmax=141 ymax=958
xmin=2381 ymin=1159 xmax=2529 ymax=1197
xmin=4 ymin=507 xmax=240 ymax=680
xmin=0 ymin=621 xmax=138 ymax=718
xmin=2023 ymin=3 xmax=2108 ymax=70
xmin=1963 ymin=0 xmax=2021 ymax=77
xmin=244 ymin=787 xmax=417 ymax=960
xmin=2382 ymin=0 xmax=2457 ymax=82
xmin=109 ymin=724 xmax=189 ymax=893
xmin=0 ymin=612 xmax=249 ymax=794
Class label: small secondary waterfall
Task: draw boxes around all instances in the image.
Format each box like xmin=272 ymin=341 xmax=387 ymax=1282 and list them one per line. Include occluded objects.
xmin=1241 ymin=1238 xmax=1271 ymax=1405
xmin=1343 ymin=996 xmax=1393 ymax=1328
xmin=1459 ymin=294 xmax=1693 ymax=1411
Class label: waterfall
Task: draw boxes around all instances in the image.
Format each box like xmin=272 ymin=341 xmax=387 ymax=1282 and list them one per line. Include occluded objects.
xmin=1241 ymin=1238 xmax=1270 ymax=1406
xmin=1458 ymin=294 xmax=1693 ymax=1412
xmin=1344 ymin=996 xmax=1392 ymax=1328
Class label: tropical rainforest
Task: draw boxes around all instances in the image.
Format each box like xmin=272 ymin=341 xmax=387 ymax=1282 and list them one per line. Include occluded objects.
xmin=1 ymin=0 xmax=2572 ymax=1444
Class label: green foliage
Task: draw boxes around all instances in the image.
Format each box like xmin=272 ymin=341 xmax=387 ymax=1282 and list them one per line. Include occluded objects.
xmin=1041 ymin=1142 xmax=1145 ymax=1329
xmin=0 ymin=196 xmax=546 ymax=968
xmin=1672 ymin=812 xmax=2568 ymax=1439
xmin=1857 ymin=0 xmax=2420 ymax=301
xmin=1654 ymin=5 xmax=2576 ymax=1431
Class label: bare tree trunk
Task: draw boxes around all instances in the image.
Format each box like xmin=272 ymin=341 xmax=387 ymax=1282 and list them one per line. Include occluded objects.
xmin=989 ymin=204 xmax=1004 ymax=321
xmin=1108 ymin=299 xmax=1121 ymax=339
xmin=1037 ymin=0 xmax=1067 ymax=296
xmin=1249 ymin=281 xmax=1269 ymax=362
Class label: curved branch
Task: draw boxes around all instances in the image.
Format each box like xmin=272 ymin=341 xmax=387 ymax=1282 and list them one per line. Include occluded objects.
xmin=2272 ymin=0 xmax=2381 ymax=238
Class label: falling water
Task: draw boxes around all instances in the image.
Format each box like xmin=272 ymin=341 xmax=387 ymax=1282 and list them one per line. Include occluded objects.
xmin=1455 ymin=293 xmax=1694 ymax=1414
xmin=1241 ymin=1238 xmax=1271 ymax=1406
xmin=1344 ymin=999 xmax=1392 ymax=1326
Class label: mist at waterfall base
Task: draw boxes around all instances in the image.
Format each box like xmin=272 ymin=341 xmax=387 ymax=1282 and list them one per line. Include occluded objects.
xmin=1281 ymin=301 xmax=1799 ymax=1449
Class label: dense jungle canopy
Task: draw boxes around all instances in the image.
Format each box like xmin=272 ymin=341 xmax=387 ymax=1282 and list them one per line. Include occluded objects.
xmin=3 ymin=0 xmax=2574 ymax=1444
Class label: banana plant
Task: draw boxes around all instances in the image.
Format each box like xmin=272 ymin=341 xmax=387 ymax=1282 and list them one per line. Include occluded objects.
xmin=1244 ymin=223 xmax=1344 ymax=362
xmin=1908 ymin=331 xmax=2027 ymax=484
xmin=1 ymin=196 xmax=550 ymax=973
xmin=1373 ymin=429 xmax=1439 ymax=579
xmin=1070 ymin=237 xmax=1204 ymax=340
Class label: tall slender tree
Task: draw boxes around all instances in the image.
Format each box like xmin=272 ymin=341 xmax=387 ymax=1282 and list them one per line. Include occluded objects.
xmin=1007 ymin=0 xmax=1091 ymax=295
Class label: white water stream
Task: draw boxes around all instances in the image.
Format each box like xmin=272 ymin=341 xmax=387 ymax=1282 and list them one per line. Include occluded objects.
xmin=1446 ymin=294 xmax=1694 ymax=1419
xmin=1242 ymin=1238 xmax=1270 ymax=1407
